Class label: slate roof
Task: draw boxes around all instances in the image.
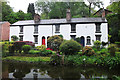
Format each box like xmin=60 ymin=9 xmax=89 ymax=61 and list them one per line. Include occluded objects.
xmin=11 ymin=18 xmax=107 ymax=26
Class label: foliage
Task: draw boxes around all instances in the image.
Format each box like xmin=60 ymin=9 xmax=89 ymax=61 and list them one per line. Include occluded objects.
xmin=99 ymin=48 xmax=108 ymax=55
xmin=64 ymin=54 xmax=120 ymax=68
xmin=115 ymin=42 xmax=120 ymax=48
xmin=108 ymin=44 xmax=117 ymax=56
xmin=82 ymin=46 xmax=95 ymax=56
xmin=47 ymin=35 xmax=63 ymax=51
xmin=11 ymin=35 xmax=19 ymax=41
xmin=27 ymin=3 xmax=35 ymax=18
xmin=106 ymin=14 xmax=120 ymax=43
xmin=93 ymin=40 xmax=101 ymax=50
xmin=22 ymin=45 xmax=32 ymax=54
xmin=13 ymin=42 xmax=26 ymax=53
xmin=1 ymin=41 xmax=14 ymax=57
xmin=50 ymin=53 xmax=62 ymax=65
xmin=75 ymin=37 xmax=81 ymax=44
xmin=36 ymin=45 xmax=46 ymax=51
xmin=107 ymin=2 xmax=120 ymax=14
xmin=5 ymin=10 xmax=32 ymax=24
xmin=2 ymin=56 xmax=51 ymax=62
xmin=59 ymin=39 xmax=81 ymax=55
xmin=29 ymin=50 xmax=40 ymax=54
xmin=35 ymin=2 xmax=90 ymax=19
xmin=58 ymin=34 xmax=63 ymax=38
xmin=2 ymin=2 xmax=13 ymax=21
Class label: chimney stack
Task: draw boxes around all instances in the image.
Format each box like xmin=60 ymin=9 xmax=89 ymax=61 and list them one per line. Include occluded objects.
xmin=66 ymin=8 xmax=71 ymax=21
xmin=102 ymin=8 xmax=105 ymax=21
xmin=34 ymin=14 xmax=40 ymax=23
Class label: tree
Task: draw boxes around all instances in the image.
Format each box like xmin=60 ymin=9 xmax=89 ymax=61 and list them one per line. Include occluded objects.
xmin=35 ymin=2 xmax=90 ymax=19
xmin=27 ymin=3 xmax=35 ymax=18
xmin=106 ymin=2 xmax=120 ymax=43
xmin=87 ymin=0 xmax=103 ymax=16
xmin=11 ymin=35 xmax=19 ymax=41
xmin=107 ymin=2 xmax=120 ymax=14
xmin=2 ymin=2 xmax=13 ymax=21
xmin=5 ymin=10 xmax=32 ymax=24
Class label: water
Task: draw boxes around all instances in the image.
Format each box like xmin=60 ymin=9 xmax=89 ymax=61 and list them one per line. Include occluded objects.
xmin=2 ymin=61 xmax=120 ymax=79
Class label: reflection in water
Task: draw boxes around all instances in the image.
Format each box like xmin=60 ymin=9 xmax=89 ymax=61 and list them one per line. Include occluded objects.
xmin=2 ymin=61 xmax=120 ymax=79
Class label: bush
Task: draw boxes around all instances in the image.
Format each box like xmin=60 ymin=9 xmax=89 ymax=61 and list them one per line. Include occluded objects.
xmin=11 ymin=35 xmax=19 ymax=41
xmin=40 ymin=50 xmax=54 ymax=56
xmin=13 ymin=41 xmax=26 ymax=53
xmin=47 ymin=35 xmax=63 ymax=51
xmin=36 ymin=45 xmax=46 ymax=51
xmin=22 ymin=45 xmax=32 ymax=54
xmin=93 ymin=40 xmax=101 ymax=50
xmin=115 ymin=42 xmax=120 ymax=48
xmin=29 ymin=50 xmax=40 ymax=54
xmin=108 ymin=44 xmax=118 ymax=56
xmin=82 ymin=46 xmax=95 ymax=56
xmin=50 ymin=53 xmax=62 ymax=65
xmin=59 ymin=40 xmax=81 ymax=55
xmin=99 ymin=48 xmax=108 ymax=55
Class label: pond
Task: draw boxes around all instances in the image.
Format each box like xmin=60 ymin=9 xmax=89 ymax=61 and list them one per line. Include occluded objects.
xmin=2 ymin=61 xmax=120 ymax=79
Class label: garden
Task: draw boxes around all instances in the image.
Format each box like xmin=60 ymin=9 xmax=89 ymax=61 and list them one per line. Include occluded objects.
xmin=1 ymin=35 xmax=120 ymax=79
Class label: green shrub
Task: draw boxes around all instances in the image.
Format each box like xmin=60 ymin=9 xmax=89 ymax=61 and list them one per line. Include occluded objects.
xmin=36 ymin=45 xmax=46 ymax=51
xmin=47 ymin=35 xmax=63 ymax=51
xmin=39 ymin=50 xmax=54 ymax=56
xmin=50 ymin=53 xmax=62 ymax=65
xmin=108 ymin=44 xmax=117 ymax=56
xmin=13 ymin=42 xmax=26 ymax=53
xmin=59 ymin=40 xmax=81 ymax=55
xmin=1 ymin=41 xmax=14 ymax=57
xmin=93 ymin=40 xmax=101 ymax=50
xmin=22 ymin=45 xmax=32 ymax=54
xmin=11 ymin=35 xmax=19 ymax=41
xmin=29 ymin=50 xmax=40 ymax=54
xmin=115 ymin=42 xmax=120 ymax=48
xmin=82 ymin=46 xmax=95 ymax=56
xmin=100 ymin=48 xmax=108 ymax=54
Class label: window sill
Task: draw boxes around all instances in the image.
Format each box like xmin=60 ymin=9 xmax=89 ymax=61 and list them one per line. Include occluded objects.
xmin=71 ymin=31 xmax=76 ymax=33
xmin=34 ymin=32 xmax=38 ymax=34
xmin=95 ymin=31 xmax=101 ymax=33
xmin=19 ymin=32 xmax=23 ymax=34
xmin=35 ymin=42 xmax=38 ymax=44
xmin=55 ymin=32 xmax=60 ymax=33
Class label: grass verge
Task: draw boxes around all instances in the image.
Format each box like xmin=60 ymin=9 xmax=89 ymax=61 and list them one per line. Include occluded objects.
xmin=2 ymin=56 xmax=50 ymax=62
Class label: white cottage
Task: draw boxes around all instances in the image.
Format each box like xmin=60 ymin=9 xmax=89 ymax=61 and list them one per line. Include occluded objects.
xmin=10 ymin=9 xmax=108 ymax=47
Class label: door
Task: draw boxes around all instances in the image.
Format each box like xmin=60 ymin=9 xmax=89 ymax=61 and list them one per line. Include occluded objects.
xmin=80 ymin=36 xmax=85 ymax=47
xmin=42 ymin=36 xmax=45 ymax=45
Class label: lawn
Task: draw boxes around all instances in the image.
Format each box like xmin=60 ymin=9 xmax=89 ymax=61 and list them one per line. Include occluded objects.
xmin=2 ymin=56 xmax=51 ymax=62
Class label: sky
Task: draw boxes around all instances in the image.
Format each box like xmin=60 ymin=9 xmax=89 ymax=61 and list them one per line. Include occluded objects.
xmin=7 ymin=0 xmax=111 ymax=13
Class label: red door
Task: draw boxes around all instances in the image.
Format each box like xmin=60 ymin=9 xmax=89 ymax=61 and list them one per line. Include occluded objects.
xmin=42 ymin=37 xmax=45 ymax=45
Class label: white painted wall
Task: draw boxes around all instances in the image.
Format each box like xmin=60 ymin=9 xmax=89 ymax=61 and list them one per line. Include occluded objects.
xmin=10 ymin=23 xmax=108 ymax=47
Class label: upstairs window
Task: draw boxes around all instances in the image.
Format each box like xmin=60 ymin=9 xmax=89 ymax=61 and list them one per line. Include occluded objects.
xmin=19 ymin=26 xmax=23 ymax=34
xmin=86 ymin=36 xmax=91 ymax=45
xmin=71 ymin=24 xmax=76 ymax=33
xmin=95 ymin=23 xmax=101 ymax=33
xmin=19 ymin=35 xmax=23 ymax=41
xmin=96 ymin=35 xmax=101 ymax=41
xmin=34 ymin=25 xmax=38 ymax=34
xmin=55 ymin=24 xmax=60 ymax=33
